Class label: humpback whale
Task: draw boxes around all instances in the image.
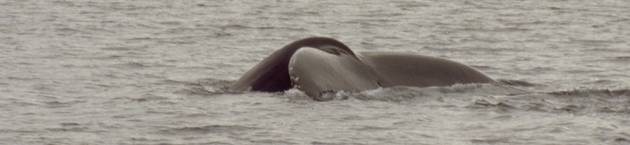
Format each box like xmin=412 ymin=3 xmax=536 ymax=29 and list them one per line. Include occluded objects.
xmin=231 ymin=37 xmax=495 ymax=100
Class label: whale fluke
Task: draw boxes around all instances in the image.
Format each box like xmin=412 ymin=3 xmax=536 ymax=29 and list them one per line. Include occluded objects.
xmin=231 ymin=37 xmax=495 ymax=100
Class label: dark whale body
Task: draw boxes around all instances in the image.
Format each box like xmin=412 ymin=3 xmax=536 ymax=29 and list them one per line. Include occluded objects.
xmin=231 ymin=37 xmax=495 ymax=100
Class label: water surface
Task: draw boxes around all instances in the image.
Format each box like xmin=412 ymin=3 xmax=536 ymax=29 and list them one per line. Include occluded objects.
xmin=1 ymin=0 xmax=630 ymax=144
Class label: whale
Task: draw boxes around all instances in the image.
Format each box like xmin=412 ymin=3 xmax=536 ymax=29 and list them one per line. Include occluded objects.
xmin=231 ymin=37 xmax=495 ymax=100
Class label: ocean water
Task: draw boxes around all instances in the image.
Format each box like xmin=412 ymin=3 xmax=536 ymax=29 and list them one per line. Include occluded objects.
xmin=1 ymin=0 xmax=630 ymax=144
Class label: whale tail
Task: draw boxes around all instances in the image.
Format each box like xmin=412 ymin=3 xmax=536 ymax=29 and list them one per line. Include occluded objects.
xmin=231 ymin=37 xmax=495 ymax=100
xmin=230 ymin=37 xmax=353 ymax=92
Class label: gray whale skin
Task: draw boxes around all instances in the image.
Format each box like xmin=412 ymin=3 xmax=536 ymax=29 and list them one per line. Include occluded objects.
xmin=231 ymin=37 xmax=495 ymax=101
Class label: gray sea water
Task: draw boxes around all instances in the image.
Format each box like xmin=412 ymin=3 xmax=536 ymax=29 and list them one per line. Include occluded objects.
xmin=2 ymin=0 xmax=630 ymax=144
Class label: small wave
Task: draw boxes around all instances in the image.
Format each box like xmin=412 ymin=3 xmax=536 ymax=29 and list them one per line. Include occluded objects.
xmin=353 ymin=125 xmax=394 ymax=131
xmin=173 ymin=78 xmax=240 ymax=96
xmin=46 ymin=126 xmax=89 ymax=132
xmin=547 ymin=88 xmax=630 ymax=97
xmin=305 ymin=86 xmax=630 ymax=114
xmin=468 ymin=96 xmax=517 ymax=111
xmin=612 ymin=56 xmax=630 ymax=62
xmin=497 ymin=79 xmax=540 ymax=87
xmin=547 ymin=89 xmax=630 ymax=113
xmin=288 ymin=83 xmax=526 ymax=103
xmin=353 ymin=87 xmax=428 ymax=102
xmin=470 ymin=138 xmax=511 ymax=144
xmin=125 ymin=93 xmax=170 ymax=102
xmin=100 ymin=47 xmax=132 ymax=51
xmin=466 ymin=88 xmax=630 ymax=114
xmin=158 ymin=125 xmax=258 ymax=135
xmin=312 ymin=141 xmax=368 ymax=145
xmin=198 ymin=78 xmax=240 ymax=94
xmin=43 ymin=100 xmax=86 ymax=108
xmin=194 ymin=80 xmax=530 ymax=103
xmin=111 ymin=62 xmax=149 ymax=69
xmin=188 ymin=79 xmax=630 ymax=114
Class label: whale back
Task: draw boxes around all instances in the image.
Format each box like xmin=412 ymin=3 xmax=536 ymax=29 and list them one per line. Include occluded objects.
xmin=230 ymin=37 xmax=355 ymax=92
